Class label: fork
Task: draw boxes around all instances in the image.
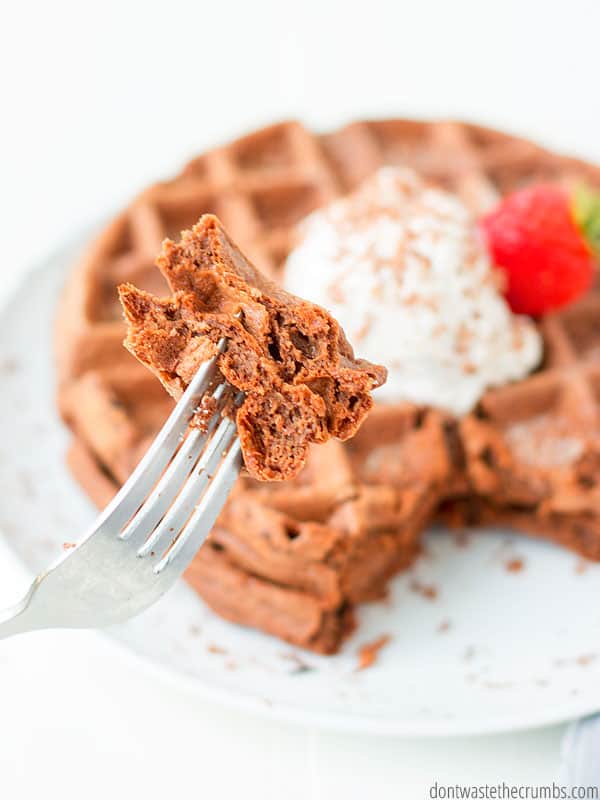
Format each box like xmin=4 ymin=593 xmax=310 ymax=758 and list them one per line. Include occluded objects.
xmin=0 ymin=338 xmax=243 ymax=638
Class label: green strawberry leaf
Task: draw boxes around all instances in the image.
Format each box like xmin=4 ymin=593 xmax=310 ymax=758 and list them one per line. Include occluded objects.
xmin=573 ymin=183 xmax=600 ymax=260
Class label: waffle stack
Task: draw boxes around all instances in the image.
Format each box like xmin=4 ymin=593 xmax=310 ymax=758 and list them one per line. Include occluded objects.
xmin=57 ymin=119 xmax=600 ymax=652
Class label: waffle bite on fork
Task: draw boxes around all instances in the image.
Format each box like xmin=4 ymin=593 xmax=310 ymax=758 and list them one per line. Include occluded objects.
xmin=56 ymin=119 xmax=600 ymax=653
xmin=118 ymin=213 xmax=386 ymax=482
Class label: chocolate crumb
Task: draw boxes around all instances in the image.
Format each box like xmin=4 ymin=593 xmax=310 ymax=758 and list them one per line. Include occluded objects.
xmin=190 ymin=393 xmax=218 ymax=433
xmin=505 ymin=557 xmax=525 ymax=573
xmin=327 ymin=282 xmax=346 ymax=304
xmin=409 ymin=579 xmax=438 ymax=600
xmin=553 ymin=653 xmax=597 ymax=668
xmin=63 ymin=542 xmax=77 ymax=551
xmin=437 ymin=619 xmax=452 ymax=633
xmin=356 ymin=635 xmax=391 ymax=671
xmin=207 ymin=643 xmax=227 ymax=655
xmin=452 ymin=530 xmax=472 ymax=548
xmin=353 ymin=315 xmax=373 ymax=343
xmin=281 ymin=652 xmax=315 ymax=675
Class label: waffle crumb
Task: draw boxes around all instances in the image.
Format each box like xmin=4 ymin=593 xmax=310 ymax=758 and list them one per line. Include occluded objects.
xmin=575 ymin=559 xmax=590 ymax=575
xmin=356 ymin=635 xmax=391 ymax=670
xmin=504 ymin=557 xmax=525 ymax=573
xmin=190 ymin=394 xmax=219 ymax=433
xmin=409 ymin=579 xmax=438 ymax=600
xmin=207 ymin=643 xmax=227 ymax=655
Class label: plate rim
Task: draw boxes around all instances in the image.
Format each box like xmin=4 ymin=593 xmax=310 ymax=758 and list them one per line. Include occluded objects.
xmin=102 ymin=627 xmax=600 ymax=737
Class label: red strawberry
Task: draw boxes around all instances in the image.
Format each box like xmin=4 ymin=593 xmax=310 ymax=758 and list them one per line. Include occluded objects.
xmin=480 ymin=183 xmax=600 ymax=316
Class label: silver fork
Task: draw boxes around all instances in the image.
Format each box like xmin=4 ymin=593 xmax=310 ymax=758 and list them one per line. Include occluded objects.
xmin=0 ymin=338 xmax=242 ymax=638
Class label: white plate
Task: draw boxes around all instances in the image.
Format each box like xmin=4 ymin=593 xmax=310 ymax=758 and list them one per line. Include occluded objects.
xmin=1 ymin=238 xmax=600 ymax=737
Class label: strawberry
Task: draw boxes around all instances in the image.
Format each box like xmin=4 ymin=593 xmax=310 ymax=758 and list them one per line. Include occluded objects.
xmin=480 ymin=183 xmax=600 ymax=316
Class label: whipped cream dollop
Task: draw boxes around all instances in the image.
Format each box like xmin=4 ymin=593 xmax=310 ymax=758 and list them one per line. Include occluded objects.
xmin=283 ymin=167 xmax=542 ymax=415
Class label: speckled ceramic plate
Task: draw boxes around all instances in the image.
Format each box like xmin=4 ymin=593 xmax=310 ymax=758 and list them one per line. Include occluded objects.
xmin=1 ymin=237 xmax=600 ymax=736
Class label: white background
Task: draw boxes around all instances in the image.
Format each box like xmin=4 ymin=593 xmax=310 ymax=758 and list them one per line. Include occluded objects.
xmin=1 ymin=0 xmax=599 ymax=795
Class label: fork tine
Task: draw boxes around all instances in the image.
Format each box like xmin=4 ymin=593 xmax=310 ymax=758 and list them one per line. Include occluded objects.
xmin=154 ymin=433 xmax=242 ymax=574
xmin=119 ymin=381 xmax=231 ymax=545
xmin=87 ymin=339 xmax=228 ymax=537
xmin=119 ymin=429 xmax=204 ymax=543
xmin=137 ymin=410 xmax=239 ymax=557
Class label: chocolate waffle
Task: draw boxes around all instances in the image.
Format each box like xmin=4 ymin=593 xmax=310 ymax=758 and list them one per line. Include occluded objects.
xmin=57 ymin=119 xmax=600 ymax=652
